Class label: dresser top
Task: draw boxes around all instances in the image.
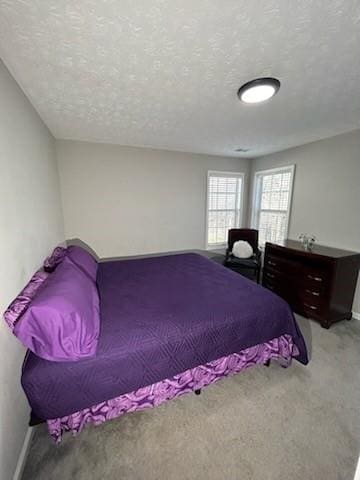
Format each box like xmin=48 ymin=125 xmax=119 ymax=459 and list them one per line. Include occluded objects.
xmin=267 ymin=239 xmax=359 ymax=259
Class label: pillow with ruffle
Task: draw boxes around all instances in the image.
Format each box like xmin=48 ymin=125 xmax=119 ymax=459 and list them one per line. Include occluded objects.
xmin=13 ymin=257 xmax=100 ymax=362
xmin=3 ymin=269 xmax=50 ymax=331
xmin=43 ymin=246 xmax=67 ymax=272
xmin=67 ymin=245 xmax=98 ymax=282
xmin=232 ymin=240 xmax=254 ymax=259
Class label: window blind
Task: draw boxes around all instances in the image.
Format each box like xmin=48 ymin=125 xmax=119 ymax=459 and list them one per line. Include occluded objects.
xmin=253 ymin=167 xmax=294 ymax=246
xmin=207 ymin=172 xmax=243 ymax=246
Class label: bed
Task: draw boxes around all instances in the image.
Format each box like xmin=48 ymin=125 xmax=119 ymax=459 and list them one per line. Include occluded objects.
xmin=21 ymin=253 xmax=308 ymax=441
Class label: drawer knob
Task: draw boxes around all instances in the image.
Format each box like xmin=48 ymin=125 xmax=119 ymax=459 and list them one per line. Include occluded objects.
xmin=308 ymin=274 xmax=323 ymax=282
xmin=304 ymin=303 xmax=318 ymax=310
xmin=306 ymin=289 xmax=320 ymax=296
xmin=268 ymin=260 xmax=277 ymax=266
xmin=267 ymin=273 xmax=275 ymax=279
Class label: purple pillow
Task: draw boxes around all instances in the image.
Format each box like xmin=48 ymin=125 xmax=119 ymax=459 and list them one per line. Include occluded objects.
xmin=4 ymin=269 xmax=50 ymax=331
xmin=13 ymin=257 xmax=100 ymax=362
xmin=67 ymin=245 xmax=98 ymax=281
xmin=44 ymin=246 xmax=67 ymax=272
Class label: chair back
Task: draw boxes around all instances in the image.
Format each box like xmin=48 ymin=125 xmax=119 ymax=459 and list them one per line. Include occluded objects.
xmin=228 ymin=229 xmax=259 ymax=253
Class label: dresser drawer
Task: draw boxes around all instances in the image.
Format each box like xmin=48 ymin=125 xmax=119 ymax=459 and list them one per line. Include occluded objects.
xmin=262 ymin=279 xmax=287 ymax=300
xmin=293 ymin=278 xmax=328 ymax=316
xmin=300 ymin=288 xmax=325 ymax=306
xmin=264 ymin=255 xmax=280 ymax=269
xmin=262 ymin=278 xmax=277 ymax=293
xmin=302 ymin=267 xmax=331 ymax=295
xmin=301 ymin=287 xmax=323 ymax=305
xmin=263 ymin=269 xmax=281 ymax=283
xmin=300 ymin=300 xmax=328 ymax=320
xmin=264 ymin=254 xmax=300 ymax=276
xmin=305 ymin=270 xmax=326 ymax=284
xmin=263 ymin=273 xmax=298 ymax=305
xmin=306 ymin=270 xmax=324 ymax=281
xmin=263 ymin=263 xmax=302 ymax=288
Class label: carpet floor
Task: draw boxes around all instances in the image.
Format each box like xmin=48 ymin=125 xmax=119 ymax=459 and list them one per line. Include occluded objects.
xmin=21 ymin=316 xmax=360 ymax=480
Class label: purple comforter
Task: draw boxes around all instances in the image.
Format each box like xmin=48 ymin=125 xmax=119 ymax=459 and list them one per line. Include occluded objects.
xmin=22 ymin=253 xmax=307 ymax=420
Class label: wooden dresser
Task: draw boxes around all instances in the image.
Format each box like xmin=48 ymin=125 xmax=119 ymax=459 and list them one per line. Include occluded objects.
xmin=262 ymin=240 xmax=360 ymax=328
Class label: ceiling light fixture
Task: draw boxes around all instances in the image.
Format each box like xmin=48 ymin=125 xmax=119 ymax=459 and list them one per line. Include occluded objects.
xmin=237 ymin=77 xmax=280 ymax=104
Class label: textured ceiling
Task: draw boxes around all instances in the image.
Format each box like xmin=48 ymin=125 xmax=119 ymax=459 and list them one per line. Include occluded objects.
xmin=1 ymin=0 xmax=360 ymax=158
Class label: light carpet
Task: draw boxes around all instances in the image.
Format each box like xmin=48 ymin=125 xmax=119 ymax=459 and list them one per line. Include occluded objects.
xmin=21 ymin=316 xmax=360 ymax=480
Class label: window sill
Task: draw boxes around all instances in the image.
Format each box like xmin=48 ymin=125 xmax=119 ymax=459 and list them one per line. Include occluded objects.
xmin=206 ymin=244 xmax=227 ymax=253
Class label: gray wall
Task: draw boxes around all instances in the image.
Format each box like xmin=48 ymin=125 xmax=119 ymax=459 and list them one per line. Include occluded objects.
xmin=0 ymin=60 xmax=64 ymax=480
xmin=250 ymin=129 xmax=360 ymax=315
xmin=56 ymin=140 xmax=251 ymax=258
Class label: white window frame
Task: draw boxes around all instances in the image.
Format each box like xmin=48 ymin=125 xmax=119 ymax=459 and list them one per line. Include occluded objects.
xmin=205 ymin=170 xmax=245 ymax=249
xmin=251 ymin=165 xmax=295 ymax=247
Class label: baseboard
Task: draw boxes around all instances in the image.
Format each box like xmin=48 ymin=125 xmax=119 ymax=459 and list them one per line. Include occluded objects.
xmin=13 ymin=427 xmax=34 ymax=480
xmin=352 ymin=311 xmax=360 ymax=321
xmin=354 ymin=454 xmax=360 ymax=480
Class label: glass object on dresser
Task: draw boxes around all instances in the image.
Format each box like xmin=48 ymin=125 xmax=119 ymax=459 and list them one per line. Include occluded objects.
xmin=299 ymin=233 xmax=316 ymax=251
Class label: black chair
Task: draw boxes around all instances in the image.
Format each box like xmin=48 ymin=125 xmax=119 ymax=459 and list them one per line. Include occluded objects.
xmin=224 ymin=229 xmax=261 ymax=283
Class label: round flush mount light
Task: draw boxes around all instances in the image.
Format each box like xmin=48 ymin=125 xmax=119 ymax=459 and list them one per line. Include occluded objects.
xmin=237 ymin=77 xmax=280 ymax=104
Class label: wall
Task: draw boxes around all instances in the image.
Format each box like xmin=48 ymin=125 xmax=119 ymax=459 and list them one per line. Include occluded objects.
xmin=56 ymin=140 xmax=250 ymax=258
xmin=0 ymin=60 xmax=64 ymax=479
xmin=250 ymin=129 xmax=360 ymax=314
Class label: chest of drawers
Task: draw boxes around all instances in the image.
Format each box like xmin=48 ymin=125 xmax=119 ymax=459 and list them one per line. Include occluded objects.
xmin=263 ymin=240 xmax=360 ymax=328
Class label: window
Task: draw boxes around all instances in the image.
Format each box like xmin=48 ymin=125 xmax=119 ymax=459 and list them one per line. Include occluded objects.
xmin=206 ymin=171 xmax=244 ymax=247
xmin=252 ymin=166 xmax=295 ymax=246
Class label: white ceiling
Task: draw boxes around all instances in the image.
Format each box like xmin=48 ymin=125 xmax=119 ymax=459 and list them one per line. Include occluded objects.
xmin=1 ymin=0 xmax=360 ymax=158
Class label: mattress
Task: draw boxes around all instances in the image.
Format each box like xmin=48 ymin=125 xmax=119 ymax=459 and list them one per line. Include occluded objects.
xmin=21 ymin=253 xmax=307 ymax=420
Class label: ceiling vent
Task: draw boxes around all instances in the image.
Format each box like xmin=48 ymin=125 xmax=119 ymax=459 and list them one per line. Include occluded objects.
xmin=234 ymin=147 xmax=250 ymax=153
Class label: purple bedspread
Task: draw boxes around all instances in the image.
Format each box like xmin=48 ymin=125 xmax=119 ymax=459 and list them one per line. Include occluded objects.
xmin=21 ymin=253 xmax=307 ymax=420
xmin=48 ymin=335 xmax=298 ymax=442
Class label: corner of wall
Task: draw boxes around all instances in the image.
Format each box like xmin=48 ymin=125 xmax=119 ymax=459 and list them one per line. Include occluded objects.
xmin=53 ymin=139 xmax=66 ymax=240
